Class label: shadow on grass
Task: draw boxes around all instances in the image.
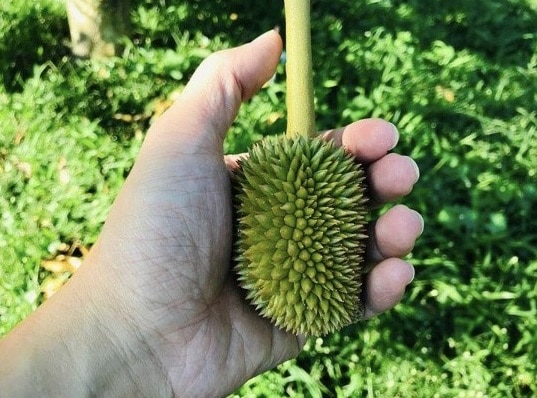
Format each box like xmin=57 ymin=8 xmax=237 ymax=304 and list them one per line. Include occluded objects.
xmin=312 ymin=0 xmax=536 ymax=67
xmin=390 ymin=0 xmax=537 ymax=66
xmin=129 ymin=0 xmax=536 ymax=69
xmin=5 ymin=0 xmax=533 ymax=91
xmin=0 ymin=6 xmax=70 ymax=92
xmin=130 ymin=0 xmax=284 ymax=48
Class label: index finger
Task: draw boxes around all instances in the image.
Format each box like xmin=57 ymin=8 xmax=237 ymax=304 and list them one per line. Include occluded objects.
xmin=320 ymin=118 xmax=399 ymax=164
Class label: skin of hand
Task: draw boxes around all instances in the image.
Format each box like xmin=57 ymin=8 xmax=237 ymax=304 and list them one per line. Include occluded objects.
xmin=0 ymin=31 xmax=423 ymax=397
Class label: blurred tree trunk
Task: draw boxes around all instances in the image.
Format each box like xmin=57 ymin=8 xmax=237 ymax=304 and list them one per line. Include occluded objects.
xmin=66 ymin=0 xmax=130 ymax=58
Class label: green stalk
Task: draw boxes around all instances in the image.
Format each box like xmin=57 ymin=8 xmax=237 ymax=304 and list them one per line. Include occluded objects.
xmin=284 ymin=0 xmax=316 ymax=139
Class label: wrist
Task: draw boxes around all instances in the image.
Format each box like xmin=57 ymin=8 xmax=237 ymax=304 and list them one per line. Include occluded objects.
xmin=0 ymin=263 xmax=172 ymax=397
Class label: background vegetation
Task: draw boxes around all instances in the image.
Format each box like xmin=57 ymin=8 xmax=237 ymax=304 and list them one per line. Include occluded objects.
xmin=1 ymin=0 xmax=536 ymax=396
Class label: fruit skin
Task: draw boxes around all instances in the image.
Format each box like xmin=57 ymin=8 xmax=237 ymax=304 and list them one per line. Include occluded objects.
xmin=234 ymin=135 xmax=368 ymax=336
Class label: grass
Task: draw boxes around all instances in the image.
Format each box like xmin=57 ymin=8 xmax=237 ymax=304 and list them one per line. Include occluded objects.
xmin=1 ymin=0 xmax=537 ymax=396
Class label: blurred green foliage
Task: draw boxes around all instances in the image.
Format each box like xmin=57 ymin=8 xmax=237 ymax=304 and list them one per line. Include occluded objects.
xmin=1 ymin=0 xmax=536 ymax=396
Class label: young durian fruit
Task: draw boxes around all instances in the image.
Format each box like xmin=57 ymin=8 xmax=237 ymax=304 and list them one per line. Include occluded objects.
xmin=234 ymin=0 xmax=368 ymax=336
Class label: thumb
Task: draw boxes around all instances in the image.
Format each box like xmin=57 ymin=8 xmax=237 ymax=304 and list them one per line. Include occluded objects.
xmin=145 ymin=30 xmax=283 ymax=156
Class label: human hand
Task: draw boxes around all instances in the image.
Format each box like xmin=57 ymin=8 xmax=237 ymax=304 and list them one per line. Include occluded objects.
xmin=0 ymin=31 xmax=422 ymax=397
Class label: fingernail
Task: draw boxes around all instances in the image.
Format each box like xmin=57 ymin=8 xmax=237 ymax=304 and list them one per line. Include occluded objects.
xmin=254 ymin=29 xmax=279 ymax=42
xmin=416 ymin=212 xmax=425 ymax=236
xmin=407 ymin=263 xmax=416 ymax=285
xmin=388 ymin=123 xmax=399 ymax=150
xmin=409 ymin=157 xmax=420 ymax=184
xmin=413 ymin=209 xmax=425 ymax=236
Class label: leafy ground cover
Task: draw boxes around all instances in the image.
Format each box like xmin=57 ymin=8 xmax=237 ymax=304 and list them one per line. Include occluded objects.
xmin=1 ymin=0 xmax=536 ymax=396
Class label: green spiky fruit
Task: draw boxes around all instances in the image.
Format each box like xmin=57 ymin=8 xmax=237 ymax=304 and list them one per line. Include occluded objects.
xmin=234 ymin=135 xmax=368 ymax=336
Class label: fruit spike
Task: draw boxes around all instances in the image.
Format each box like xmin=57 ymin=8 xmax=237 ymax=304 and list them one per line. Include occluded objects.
xmin=234 ymin=136 xmax=368 ymax=335
xmin=233 ymin=0 xmax=369 ymax=336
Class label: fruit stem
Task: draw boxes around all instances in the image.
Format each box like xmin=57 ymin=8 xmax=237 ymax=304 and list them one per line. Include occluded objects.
xmin=284 ymin=0 xmax=316 ymax=139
